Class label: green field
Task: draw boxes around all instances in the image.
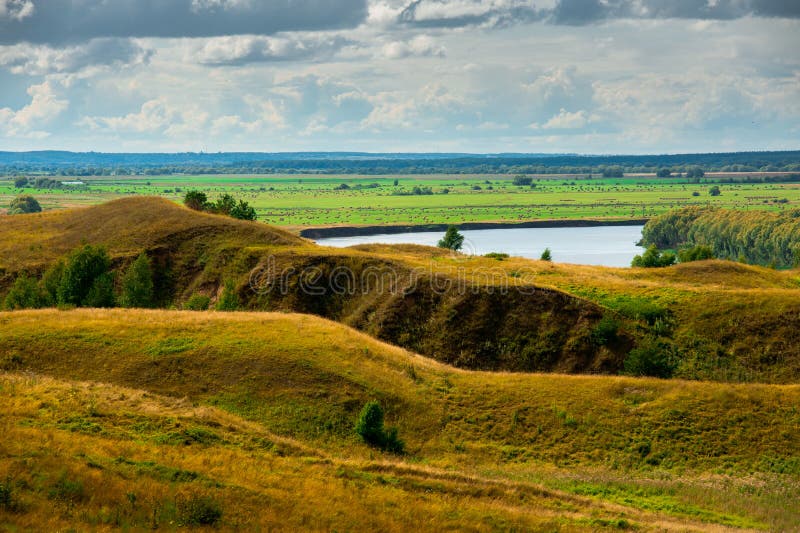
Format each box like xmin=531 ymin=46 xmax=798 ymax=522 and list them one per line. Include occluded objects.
xmin=3 ymin=173 xmax=800 ymax=227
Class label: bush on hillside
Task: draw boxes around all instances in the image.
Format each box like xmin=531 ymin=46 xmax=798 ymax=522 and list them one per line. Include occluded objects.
xmin=57 ymin=245 xmax=114 ymax=307
xmin=119 ymin=253 xmax=154 ymax=308
xmin=230 ymin=199 xmax=257 ymax=221
xmin=183 ymin=190 xmax=208 ymax=211
xmin=41 ymin=260 xmax=65 ymax=304
xmin=8 ymin=195 xmax=42 ymax=215
xmin=184 ymin=293 xmax=211 ymax=311
xmin=677 ymin=245 xmax=715 ymax=263
xmin=215 ymin=280 xmax=240 ymax=311
xmin=13 ymin=176 xmax=28 ymax=188
xmin=84 ymin=271 xmax=115 ymax=308
xmin=631 ymin=245 xmax=676 ymax=268
xmin=540 ymin=248 xmax=552 ymax=261
xmin=591 ymin=315 xmax=619 ymax=346
xmin=355 ymin=401 xmax=404 ymax=453
xmin=176 ymin=494 xmax=222 ymax=526
xmin=4 ymin=274 xmax=48 ymax=310
xmin=624 ymin=337 xmax=677 ymax=378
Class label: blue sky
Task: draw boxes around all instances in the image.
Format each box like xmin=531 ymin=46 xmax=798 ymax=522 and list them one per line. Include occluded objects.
xmin=0 ymin=0 xmax=798 ymax=153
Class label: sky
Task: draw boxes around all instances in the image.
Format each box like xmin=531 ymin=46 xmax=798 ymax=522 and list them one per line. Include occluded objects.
xmin=0 ymin=0 xmax=798 ymax=154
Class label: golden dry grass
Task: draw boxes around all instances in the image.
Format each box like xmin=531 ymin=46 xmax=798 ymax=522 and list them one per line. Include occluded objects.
xmin=1 ymin=309 xmax=798 ymax=530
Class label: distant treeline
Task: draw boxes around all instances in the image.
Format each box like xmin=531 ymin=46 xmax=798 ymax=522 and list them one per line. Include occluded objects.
xmin=1 ymin=150 xmax=799 ymax=176
xmin=641 ymin=207 xmax=800 ymax=268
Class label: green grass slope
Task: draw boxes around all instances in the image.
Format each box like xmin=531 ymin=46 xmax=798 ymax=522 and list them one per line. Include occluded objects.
xmin=1 ymin=309 xmax=799 ymax=530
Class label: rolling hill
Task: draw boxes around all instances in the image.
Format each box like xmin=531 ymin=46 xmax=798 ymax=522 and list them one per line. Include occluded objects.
xmin=1 ymin=309 xmax=798 ymax=531
xmin=2 ymin=197 xmax=799 ymax=383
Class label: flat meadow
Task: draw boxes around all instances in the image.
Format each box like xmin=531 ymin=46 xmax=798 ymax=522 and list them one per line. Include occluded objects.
xmin=3 ymin=172 xmax=800 ymax=228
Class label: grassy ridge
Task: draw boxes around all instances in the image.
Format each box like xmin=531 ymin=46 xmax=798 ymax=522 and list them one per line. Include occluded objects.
xmin=2 ymin=198 xmax=800 ymax=382
xmin=1 ymin=309 xmax=799 ymax=530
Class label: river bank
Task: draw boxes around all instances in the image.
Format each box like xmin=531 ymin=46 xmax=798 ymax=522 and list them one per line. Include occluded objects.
xmin=300 ymin=218 xmax=648 ymax=239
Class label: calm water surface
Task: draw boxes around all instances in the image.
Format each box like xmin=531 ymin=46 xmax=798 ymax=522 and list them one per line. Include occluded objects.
xmin=316 ymin=225 xmax=645 ymax=267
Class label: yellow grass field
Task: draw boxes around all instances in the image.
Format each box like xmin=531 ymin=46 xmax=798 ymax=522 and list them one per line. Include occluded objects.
xmin=0 ymin=309 xmax=799 ymax=531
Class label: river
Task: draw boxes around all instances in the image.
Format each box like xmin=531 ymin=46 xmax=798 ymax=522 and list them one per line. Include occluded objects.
xmin=315 ymin=225 xmax=645 ymax=267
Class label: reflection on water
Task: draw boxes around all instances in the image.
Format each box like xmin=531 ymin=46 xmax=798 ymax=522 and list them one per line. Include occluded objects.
xmin=316 ymin=225 xmax=645 ymax=268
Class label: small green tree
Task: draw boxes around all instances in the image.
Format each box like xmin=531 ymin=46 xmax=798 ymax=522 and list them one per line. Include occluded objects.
xmin=4 ymin=274 xmax=47 ymax=310
xmin=13 ymin=176 xmax=28 ymax=188
xmin=41 ymin=260 xmax=65 ymax=304
xmin=631 ymin=245 xmax=676 ymax=268
xmin=119 ymin=253 xmax=154 ymax=308
xmin=437 ymin=226 xmax=464 ymax=251
xmin=540 ymin=248 xmax=552 ymax=261
xmin=8 ymin=195 xmax=42 ymax=215
xmin=230 ymin=200 xmax=257 ymax=221
xmin=183 ymin=190 xmax=208 ymax=211
xmin=355 ymin=401 xmax=404 ymax=453
xmin=84 ymin=271 xmax=115 ymax=308
xmin=709 ymin=185 xmax=721 ymax=196
xmin=57 ymin=245 xmax=113 ymax=307
xmin=213 ymin=194 xmax=237 ymax=215
xmin=215 ymin=280 xmax=240 ymax=311
xmin=656 ymin=168 xmax=671 ymax=177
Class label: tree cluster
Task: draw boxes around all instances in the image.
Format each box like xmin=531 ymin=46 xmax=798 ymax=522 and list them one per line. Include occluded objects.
xmin=3 ymin=247 xmax=155 ymax=310
xmin=631 ymin=245 xmax=676 ymax=268
xmin=641 ymin=206 xmax=800 ymax=267
xmin=8 ymin=195 xmax=42 ymax=215
xmin=182 ymin=191 xmax=257 ymax=220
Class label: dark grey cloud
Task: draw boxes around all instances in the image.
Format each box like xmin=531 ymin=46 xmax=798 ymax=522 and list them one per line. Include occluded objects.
xmin=396 ymin=0 xmax=800 ymax=29
xmin=0 ymin=0 xmax=368 ymax=45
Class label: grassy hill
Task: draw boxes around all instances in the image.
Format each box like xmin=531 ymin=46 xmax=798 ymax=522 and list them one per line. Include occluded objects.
xmin=1 ymin=197 xmax=800 ymax=382
xmin=1 ymin=309 xmax=799 ymax=531
xmin=0 ymin=196 xmax=302 ymax=273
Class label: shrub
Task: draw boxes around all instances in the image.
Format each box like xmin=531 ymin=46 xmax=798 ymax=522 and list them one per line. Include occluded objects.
xmin=184 ymin=293 xmax=211 ymax=311
xmin=355 ymin=401 xmax=404 ymax=453
xmin=183 ymin=190 xmax=208 ymax=211
xmin=656 ymin=168 xmax=671 ymax=177
xmin=709 ymin=185 xmax=721 ymax=196
xmin=230 ymin=199 xmax=257 ymax=221
xmin=512 ymin=175 xmax=533 ymax=186
xmin=119 ymin=253 xmax=154 ymax=308
xmin=591 ymin=315 xmax=619 ymax=346
xmin=438 ymin=226 xmax=464 ymax=251
xmin=57 ymin=245 xmax=113 ymax=307
xmin=485 ymin=252 xmax=509 ymax=261
xmin=8 ymin=195 xmax=42 ymax=215
xmin=176 ymin=494 xmax=222 ymax=526
xmin=540 ymin=248 xmax=552 ymax=261
xmin=631 ymin=245 xmax=676 ymax=268
xmin=41 ymin=260 xmax=64 ymax=304
xmin=624 ymin=338 xmax=677 ymax=378
xmin=677 ymin=244 xmax=715 ymax=263
xmin=215 ymin=280 xmax=240 ymax=311
xmin=0 ymin=479 xmax=14 ymax=511
xmin=13 ymin=176 xmax=28 ymax=188
xmin=84 ymin=271 xmax=115 ymax=308
xmin=4 ymin=274 xmax=48 ymax=310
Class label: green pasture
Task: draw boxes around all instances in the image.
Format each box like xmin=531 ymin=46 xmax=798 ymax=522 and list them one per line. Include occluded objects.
xmin=2 ymin=173 xmax=799 ymax=227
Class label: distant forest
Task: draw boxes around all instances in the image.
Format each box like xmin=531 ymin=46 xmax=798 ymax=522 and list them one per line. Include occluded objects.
xmin=1 ymin=150 xmax=799 ymax=176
